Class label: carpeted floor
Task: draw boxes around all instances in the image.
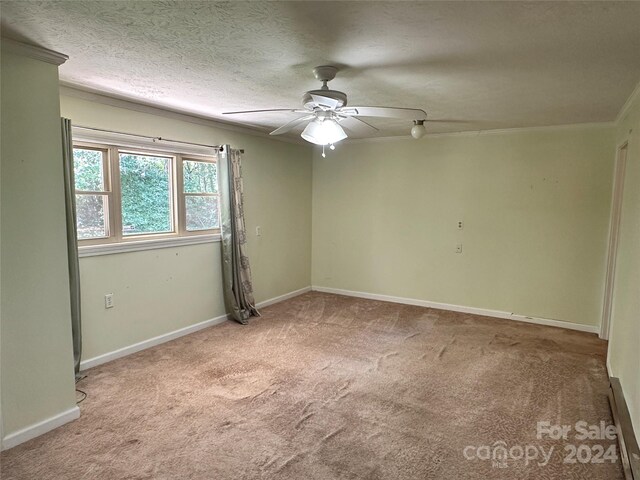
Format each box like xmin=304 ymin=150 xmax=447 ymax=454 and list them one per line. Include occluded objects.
xmin=1 ymin=292 xmax=621 ymax=479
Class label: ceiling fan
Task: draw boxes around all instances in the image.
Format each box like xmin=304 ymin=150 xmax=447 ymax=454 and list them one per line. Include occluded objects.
xmin=223 ymin=65 xmax=431 ymax=152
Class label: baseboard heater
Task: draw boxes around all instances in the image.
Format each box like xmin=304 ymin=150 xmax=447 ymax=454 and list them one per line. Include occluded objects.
xmin=609 ymin=377 xmax=640 ymax=479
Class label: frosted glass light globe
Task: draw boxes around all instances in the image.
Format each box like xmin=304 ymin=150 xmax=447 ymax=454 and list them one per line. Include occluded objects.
xmin=301 ymin=119 xmax=347 ymax=145
xmin=411 ymin=122 xmax=426 ymax=139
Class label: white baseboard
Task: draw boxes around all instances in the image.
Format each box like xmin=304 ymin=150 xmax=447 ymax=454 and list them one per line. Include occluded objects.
xmin=80 ymin=286 xmax=312 ymax=371
xmin=256 ymin=286 xmax=311 ymax=309
xmin=80 ymin=313 xmax=230 ymax=370
xmin=1 ymin=406 xmax=80 ymax=451
xmin=312 ymin=286 xmax=600 ymax=334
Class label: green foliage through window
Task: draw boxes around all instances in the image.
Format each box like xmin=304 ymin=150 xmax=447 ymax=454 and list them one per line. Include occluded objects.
xmin=73 ymin=148 xmax=104 ymax=191
xmin=183 ymin=160 xmax=217 ymax=193
xmin=119 ymin=153 xmax=172 ymax=235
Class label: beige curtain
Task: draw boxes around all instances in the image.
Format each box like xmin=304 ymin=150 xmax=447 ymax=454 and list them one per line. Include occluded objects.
xmin=219 ymin=146 xmax=259 ymax=324
xmin=61 ymin=118 xmax=82 ymax=374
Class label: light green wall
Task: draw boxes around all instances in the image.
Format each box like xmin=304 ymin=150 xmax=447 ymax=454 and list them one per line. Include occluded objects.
xmin=1 ymin=49 xmax=77 ymax=437
xmin=608 ymin=89 xmax=640 ymax=441
xmin=59 ymin=94 xmax=312 ymax=361
xmin=312 ymin=126 xmax=615 ymax=327
xmin=78 ymin=244 xmax=223 ymax=359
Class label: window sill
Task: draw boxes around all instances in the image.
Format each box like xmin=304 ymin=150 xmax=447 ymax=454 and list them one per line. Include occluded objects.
xmin=78 ymin=234 xmax=221 ymax=258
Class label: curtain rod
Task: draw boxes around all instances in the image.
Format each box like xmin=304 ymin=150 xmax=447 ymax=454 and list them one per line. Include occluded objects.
xmin=73 ymin=125 xmax=244 ymax=153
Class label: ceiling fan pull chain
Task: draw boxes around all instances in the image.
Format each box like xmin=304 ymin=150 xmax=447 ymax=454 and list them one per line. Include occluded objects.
xmin=322 ymin=144 xmax=326 ymax=158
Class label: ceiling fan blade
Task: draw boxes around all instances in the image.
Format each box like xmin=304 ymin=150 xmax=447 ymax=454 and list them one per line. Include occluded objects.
xmin=310 ymin=94 xmax=340 ymax=110
xmin=223 ymin=108 xmax=307 ymax=115
xmin=338 ymin=116 xmax=379 ymax=136
xmin=269 ymin=115 xmax=315 ymax=136
xmin=344 ymin=106 xmax=427 ymax=120
xmin=425 ymin=119 xmax=469 ymax=123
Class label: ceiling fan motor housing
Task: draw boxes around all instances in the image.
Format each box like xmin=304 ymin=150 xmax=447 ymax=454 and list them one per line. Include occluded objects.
xmin=303 ymin=90 xmax=348 ymax=110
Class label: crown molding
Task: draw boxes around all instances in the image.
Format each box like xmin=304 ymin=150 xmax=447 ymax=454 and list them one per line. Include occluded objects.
xmin=59 ymin=83 xmax=308 ymax=147
xmin=342 ymin=121 xmax=615 ymax=145
xmin=1 ymin=37 xmax=68 ymax=66
xmin=425 ymin=121 xmax=615 ymax=137
xmin=615 ymin=79 xmax=640 ymax=125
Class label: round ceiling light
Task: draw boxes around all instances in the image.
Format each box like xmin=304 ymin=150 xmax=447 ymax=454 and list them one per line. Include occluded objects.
xmin=411 ymin=120 xmax=426 ymax=139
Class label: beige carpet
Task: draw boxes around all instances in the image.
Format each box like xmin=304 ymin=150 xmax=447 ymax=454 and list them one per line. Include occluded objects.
xmin=1 ymin=292 xmax=621 ymax=479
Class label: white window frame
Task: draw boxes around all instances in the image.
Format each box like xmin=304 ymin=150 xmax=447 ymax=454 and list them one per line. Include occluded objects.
xmin=73 ymin=137 xmax=221 ymax=257
xmin=73 ymin=144 xmax=112 ymax=242
xmin=177 ymin=156 xmax=220 ymax=237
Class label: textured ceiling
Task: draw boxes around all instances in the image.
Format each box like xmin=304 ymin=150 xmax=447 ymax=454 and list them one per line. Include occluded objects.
xmin=2 ymin=1 xmax=640 ymax=138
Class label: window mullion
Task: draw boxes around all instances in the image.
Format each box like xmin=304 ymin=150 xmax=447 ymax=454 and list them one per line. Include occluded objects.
xmin=176 ymin=154 xmax=186 ymax=235
xmin=110 ymin=145 xmax=123 ymax=243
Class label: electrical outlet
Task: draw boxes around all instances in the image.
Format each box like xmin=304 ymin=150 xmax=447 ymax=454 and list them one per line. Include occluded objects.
xmin=105 ymin=293 xmax=114 ymax=309
xmin=256 ymin=226 xmax=261 ymax=236
xmin=455 ymin=244 xmax=463 ymax=254
xmin=457 ymin=221 xmax=464 ymax=230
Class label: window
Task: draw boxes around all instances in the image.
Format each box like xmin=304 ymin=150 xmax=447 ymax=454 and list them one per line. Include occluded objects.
xmin=72 ymin=143 xmax=219 ymax=248
xmin=73 ymin=147 xmax=110 ymax=240
xmin=181 ymin=159 xmax=219 ymax=232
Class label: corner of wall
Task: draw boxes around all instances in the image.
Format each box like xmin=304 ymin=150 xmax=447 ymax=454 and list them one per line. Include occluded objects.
xmin=1 ymin=41 xmax=78 ymax=449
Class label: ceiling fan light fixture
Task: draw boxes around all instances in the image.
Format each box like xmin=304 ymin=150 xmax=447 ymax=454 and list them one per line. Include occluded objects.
xmin=301 ymin=118 xmax=347 ymax=146
xmin=224 ymin=67 xmax=430 ymax=142
xmin=411 ymin=120 xmax=427 ymax=139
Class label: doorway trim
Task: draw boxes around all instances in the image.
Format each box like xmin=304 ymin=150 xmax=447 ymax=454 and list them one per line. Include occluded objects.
xmin=600 ymin=142 xmax=628 ymax=340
